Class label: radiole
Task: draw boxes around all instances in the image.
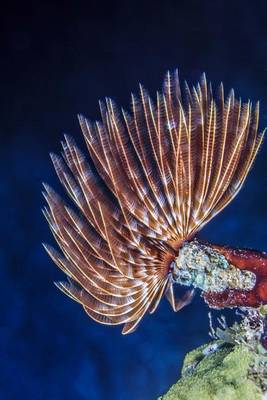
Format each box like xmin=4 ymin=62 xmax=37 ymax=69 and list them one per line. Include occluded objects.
xmin=43 ymin=70 xmax=266 ymax=334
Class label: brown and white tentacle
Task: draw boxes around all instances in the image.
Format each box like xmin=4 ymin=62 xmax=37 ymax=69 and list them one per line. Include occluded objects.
xmin=43 ymin=70 xmax=264 ymax=333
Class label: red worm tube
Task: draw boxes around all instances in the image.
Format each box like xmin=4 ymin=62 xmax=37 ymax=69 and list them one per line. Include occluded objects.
xmin=203 ymin=245 xmax=267 ymax=309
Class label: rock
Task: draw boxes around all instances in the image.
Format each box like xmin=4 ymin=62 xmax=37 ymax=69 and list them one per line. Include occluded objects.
xmin=159 ymin=309 xmax=267 ymax=400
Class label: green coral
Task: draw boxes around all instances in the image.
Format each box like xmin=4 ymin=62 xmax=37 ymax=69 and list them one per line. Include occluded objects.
xmin=159 ymin=344 xmax=262 ymax=400
xmin=159 ymin=309 xmax=267 ymax=400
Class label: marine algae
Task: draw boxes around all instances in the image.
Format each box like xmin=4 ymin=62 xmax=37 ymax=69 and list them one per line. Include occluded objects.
xmin=159 ymin=309 xmax=267 ymax=400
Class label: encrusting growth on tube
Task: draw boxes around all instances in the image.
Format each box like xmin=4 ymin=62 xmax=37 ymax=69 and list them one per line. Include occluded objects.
xmin=172 ymin=240 xmax=256 ymax=294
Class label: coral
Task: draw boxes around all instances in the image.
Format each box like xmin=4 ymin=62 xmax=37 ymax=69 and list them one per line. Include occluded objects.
xmin=159 ymin=309 xmax=267 ymax=400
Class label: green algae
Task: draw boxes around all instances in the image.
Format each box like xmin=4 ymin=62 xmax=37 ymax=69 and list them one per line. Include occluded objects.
xmin=158 ymin=307 xmax=267 ymax=400
xmin=158 ymin=343 xmax=262 ymax=400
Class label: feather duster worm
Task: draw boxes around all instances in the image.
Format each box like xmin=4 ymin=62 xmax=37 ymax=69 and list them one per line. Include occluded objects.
xmin=43 ymin=71 xmax=266 ymax=334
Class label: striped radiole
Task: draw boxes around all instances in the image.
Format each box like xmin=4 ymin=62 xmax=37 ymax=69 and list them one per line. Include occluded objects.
xmin=43 ymin=71 xmax=265 ymax=334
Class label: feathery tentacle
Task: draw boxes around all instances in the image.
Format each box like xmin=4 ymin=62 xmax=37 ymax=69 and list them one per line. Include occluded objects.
xmin=44 ymin=70 xmax=264 ymax=333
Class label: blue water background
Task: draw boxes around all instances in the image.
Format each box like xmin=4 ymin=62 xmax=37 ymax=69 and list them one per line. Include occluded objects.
xmin=1 ymin=1 xmax=267 ymax=399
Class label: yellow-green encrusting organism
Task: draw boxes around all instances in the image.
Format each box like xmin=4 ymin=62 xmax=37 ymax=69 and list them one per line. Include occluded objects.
xmin=159 ymin=344 xmax=262 ymax=400
xmin=159 ymin=308 xmax=267 ymax=400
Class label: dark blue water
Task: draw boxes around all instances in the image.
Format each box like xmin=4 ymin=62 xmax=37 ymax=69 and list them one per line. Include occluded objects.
xmin=1 ymin=1 xmax=267 ymax=399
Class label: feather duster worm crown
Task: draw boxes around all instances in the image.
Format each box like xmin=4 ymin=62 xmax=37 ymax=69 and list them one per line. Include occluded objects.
xmin=43 ymin=71 xmax=265 ymax=334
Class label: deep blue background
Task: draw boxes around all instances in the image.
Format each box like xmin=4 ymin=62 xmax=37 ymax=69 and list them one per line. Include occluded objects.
xmin=1 ymin=1 xmax=267 ymax=399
